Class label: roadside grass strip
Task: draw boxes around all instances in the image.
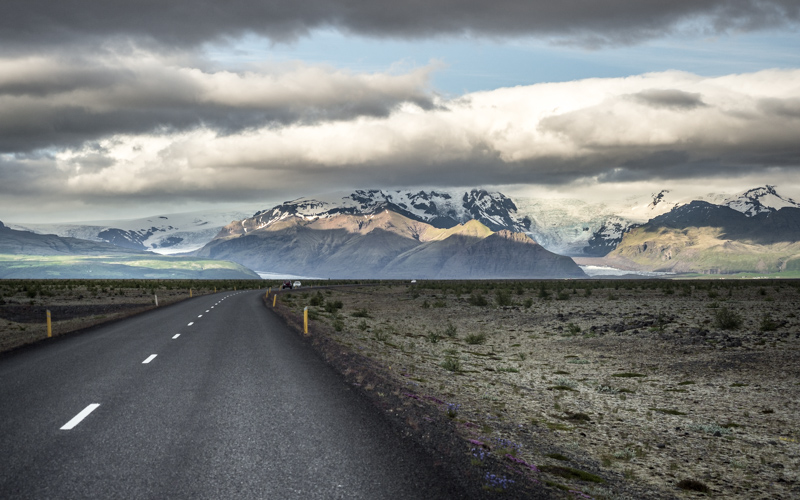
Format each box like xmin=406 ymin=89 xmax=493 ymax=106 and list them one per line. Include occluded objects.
xmin=60 ymin=404 xmax=100 ymax=430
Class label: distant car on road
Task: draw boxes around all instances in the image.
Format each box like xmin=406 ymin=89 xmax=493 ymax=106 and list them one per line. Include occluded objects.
xmin=293 ymin=281 xmax=302 ymax=288
xmin=281 ymin=281 xmax=293 ymax=289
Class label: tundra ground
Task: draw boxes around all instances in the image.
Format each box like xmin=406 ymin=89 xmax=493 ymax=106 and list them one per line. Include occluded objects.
xmin=278 ymin=280 xmax=800 ymax=499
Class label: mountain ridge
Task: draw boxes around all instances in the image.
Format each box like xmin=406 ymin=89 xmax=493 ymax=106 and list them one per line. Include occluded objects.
xmin=196 ymin=210 xmax=586 ymax=279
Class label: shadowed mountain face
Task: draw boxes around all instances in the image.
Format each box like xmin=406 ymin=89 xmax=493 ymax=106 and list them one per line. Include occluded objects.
xmin=646 ymin=201 xmax=800 ymax=245
xmin=196 ymin=212 xmax=586 ymax=279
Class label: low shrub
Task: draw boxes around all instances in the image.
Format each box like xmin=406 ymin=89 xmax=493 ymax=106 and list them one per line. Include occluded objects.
xmin=715 ymin=307 xmax=742 ymax=330
xmin=465 ymin=332 xmax=487 ymax=345
xmin=441 ymin=356 xmax=462 ymax=372
xmin=469 ymin=293 xmax=488 ymax=306
xmin=677 ymin=479 xmax=709 ymax=494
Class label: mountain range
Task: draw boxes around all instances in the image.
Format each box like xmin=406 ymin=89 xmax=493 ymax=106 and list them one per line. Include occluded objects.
xmin=196 ymin=207 xmax=585 ymax=279
xmin=4 ymin=185 xmax=799 ymax=278
xmin=0 ymin=221 xmax=260 ymax=279
xmin=8 ymin=209 xmax=258 ymax=254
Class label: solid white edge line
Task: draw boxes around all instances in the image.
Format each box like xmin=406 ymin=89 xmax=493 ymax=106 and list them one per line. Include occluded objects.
xmin=61 ymin=404 xmax=100 ymax=430
xmin=188 ymin=322 xmax=194 ymax=326
xmin=142 ymin=354 xmax=157 ymax=364
xmin=172 ymin=334 xmax=180 ymax=339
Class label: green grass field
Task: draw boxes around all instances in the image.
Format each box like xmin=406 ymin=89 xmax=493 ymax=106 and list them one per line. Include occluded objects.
xmin=0 ymin=254 xmax=261 ymax=279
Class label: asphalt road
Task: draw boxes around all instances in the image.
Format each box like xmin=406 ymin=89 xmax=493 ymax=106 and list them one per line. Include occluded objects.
xmin=0 ymin=290 xmax=464 ymax=499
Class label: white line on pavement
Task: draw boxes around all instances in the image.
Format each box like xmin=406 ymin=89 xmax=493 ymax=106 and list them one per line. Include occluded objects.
xmin=205 ymin=310 xmax=209 ymax=313
xmin=61 ymin=404 xmax=100 ymax=430
xmin=188 ymin=322 xmax=194 ymax=326
xmin=198 ymin=314 xmax=203 ymax=318
xmin=142 ymin=354 xmax=157 ymax=364
xmin=172 ymin=334 xmax=180 ymax=339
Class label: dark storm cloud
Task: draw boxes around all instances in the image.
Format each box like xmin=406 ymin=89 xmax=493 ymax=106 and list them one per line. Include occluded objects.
xmin=0 ymin=0 xmax=797 ymax=51
xmin=629 ymin=89 xmax=707 ymax=110
xmin=0 ymin=56 xmax=436 ymax=153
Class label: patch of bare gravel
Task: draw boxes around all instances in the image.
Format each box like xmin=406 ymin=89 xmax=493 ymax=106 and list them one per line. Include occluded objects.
xmin=277 ymin=281 xmax=800 ymax=499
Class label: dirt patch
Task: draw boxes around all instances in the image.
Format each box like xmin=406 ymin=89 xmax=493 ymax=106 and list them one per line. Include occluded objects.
xmin=272 ymin=281 xmax=800 ymax=499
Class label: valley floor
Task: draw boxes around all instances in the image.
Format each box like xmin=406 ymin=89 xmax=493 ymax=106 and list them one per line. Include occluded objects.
xmin=277 ymin=281 xmax=800 ymax=499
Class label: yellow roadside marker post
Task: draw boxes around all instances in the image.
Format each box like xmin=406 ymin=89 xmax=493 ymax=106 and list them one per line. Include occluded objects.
xmin=214 ymin=287 xmax=217 ymax=293
xmin=46 ymin=310 xmax=52 ymax=338
xmin=190 ymin=289 xmax=193 ymax=298
xmin=273 ymin=295 xmax=277 ymax=307
xmin=304 ymin=307 xmax=309 ymax=335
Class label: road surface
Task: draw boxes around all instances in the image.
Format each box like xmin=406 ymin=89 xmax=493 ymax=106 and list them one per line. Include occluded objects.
xmin=0 ymin=290 xmax=464 ymax=499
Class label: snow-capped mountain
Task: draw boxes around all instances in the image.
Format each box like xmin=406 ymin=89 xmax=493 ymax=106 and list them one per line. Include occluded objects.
xmin=8 ymin=208 xmax=261 ymax=254
xmin=8 ymin=185 xmax=795 ymax=260
xmin=719 ymin=185 xmax=800 ymax=217
xmin=198 ymin=207 xmax=586 ymax=279
xmin=240 ymin=189 xmax=531 ymax=235
xmin=514 ymin=186 xmax=798 ymax=257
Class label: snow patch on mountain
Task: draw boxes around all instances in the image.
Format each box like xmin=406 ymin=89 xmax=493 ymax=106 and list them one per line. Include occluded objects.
xmin=251 ymin=189 xmax=531 ymax=233
xmin=719 ymin=185 xmax=800 ymax=217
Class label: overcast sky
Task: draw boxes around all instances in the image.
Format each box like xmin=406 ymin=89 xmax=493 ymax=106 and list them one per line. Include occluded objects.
xmin=1 ymin=0 xmax=799 ymax=222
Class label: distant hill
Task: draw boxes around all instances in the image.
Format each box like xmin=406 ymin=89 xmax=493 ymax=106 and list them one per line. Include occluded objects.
xmin=7 ymin=208 xmax=258 ymax=254
xmin=0 ymin=221 xmax=261 ymax=279
xmin=0 ymin=220 xmax=136 ymax=256
xmin=195 ymin=209 xmax=585 ymax=279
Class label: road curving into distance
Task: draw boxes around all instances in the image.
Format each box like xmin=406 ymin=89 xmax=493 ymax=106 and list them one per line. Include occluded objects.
xmin=0 ymin=289 xmax=464 ymax=499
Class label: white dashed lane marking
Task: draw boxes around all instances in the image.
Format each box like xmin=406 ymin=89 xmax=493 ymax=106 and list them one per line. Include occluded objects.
xmin=172 ymin=334 xmax=180 ymax=339
xmin=61 ymin=404 xmax=100 ymax=430
xmin=142 ymin=354 xmax=157 ymax=364
xmin=188 ymin=322 xmax=194 ymax=326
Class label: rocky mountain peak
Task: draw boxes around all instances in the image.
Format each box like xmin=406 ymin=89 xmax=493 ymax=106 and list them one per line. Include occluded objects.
xmin=723 ymin=185 xmax=799 ymax=217
xmin=648 ymin=190 xmax=671 ymax=209
xmin=247 ymin=188 xmax=531 ymax=234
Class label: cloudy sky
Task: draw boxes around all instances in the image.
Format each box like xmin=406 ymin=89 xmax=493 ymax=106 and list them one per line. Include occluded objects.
xmin=2 ymin=0 xmax=799 ymax=222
